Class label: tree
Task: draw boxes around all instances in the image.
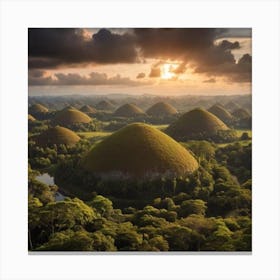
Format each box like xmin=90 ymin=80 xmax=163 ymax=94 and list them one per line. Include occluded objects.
xmin=91 ymin=231 xmax=116 ymax=251
xmin=115 ymin=223 xmax=143 ymax=251
xmin=164 ymin=225 xmax=202 ymax=251
xmin=179 ymin=199 xmax=207 ymax=217
xmin=88 ymin=195 xmax=113 ymax=218
xmin=36 ymin=198 xmax=97 ymax=235
xmin=37 ymin=230 xmax=93 ymax=251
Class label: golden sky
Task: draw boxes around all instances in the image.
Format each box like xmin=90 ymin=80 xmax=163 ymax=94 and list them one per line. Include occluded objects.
xmin=28 ymin=28 xmax=252 ymax=96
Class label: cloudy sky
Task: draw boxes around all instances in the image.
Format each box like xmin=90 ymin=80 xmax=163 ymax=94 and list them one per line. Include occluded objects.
xmin=28 ymin=28 xmax=251 ymax=96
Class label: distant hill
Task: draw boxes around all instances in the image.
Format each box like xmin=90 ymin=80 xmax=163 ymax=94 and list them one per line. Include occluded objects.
xmin=224 ymin=101 xmax=241 ymax=112
xmin=208 ymin=104 xmax=233 ymax=124
xmin=35 ymin=126 xmax=80 ymax=146
xmin=29 ymin=103 xmax=49 ymax=114
xmin=96 ymin=100 xmax=115 ymax=111
xmin=80 ymin=105 xmax=97 ymax=114
xmin=82 ymin=123 xmax=198 ymax=179
xmin=232 ymin=108 xmax=251 ymax=119
xmin=166 ymin=108 xmax=229 ymax=141
xmin=114 ymin=103 xmax=146 ymax=117
xmin=146 ymin=102 xmax=178 ymax=116
xmin=53 ymin=109 xmax=91 ymax=126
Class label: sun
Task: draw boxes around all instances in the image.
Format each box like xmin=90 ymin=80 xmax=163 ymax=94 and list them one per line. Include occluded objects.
xmin=161 ymin=63 xmax=177 ymax=80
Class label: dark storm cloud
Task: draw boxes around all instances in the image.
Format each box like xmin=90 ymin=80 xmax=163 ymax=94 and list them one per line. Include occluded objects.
xmin=195 ymin=53 xmax=252 ymax=83
xmin=134 ymin=28 xmax=220 ymax=59
xmin=136 ymin=72 xmax=145 ymax=79
xmin=29 ymin=28 xmax=251 ymax=83
xmin=28 ymin=70 xmax=152 ymax=86
xmin=28 ymin=28 xmax=138 ymax=68
xmin=221 ymin=28 xmax=252 ymax=38
xmin=218 ymin=40 xmax=240 ymax=51
xmin=134 ymin=28 xmax=251 ymax=82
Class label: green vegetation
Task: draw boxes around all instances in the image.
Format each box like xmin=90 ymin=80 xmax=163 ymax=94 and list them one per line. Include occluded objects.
xmin=77 ymin=131 xmax=112 ymax=140
xmin=28 ymin=96 xmax=252 ymax=252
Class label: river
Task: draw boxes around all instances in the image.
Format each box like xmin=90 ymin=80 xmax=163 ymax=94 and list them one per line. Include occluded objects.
xmin=35 ymin=173 xmax=66 ymax=202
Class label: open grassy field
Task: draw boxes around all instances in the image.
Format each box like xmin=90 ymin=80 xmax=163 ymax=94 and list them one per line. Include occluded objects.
xmin=235 ymin=129 xmax=252 ymax=138
xmin=77 ymin=131 xmax=112 ymax=141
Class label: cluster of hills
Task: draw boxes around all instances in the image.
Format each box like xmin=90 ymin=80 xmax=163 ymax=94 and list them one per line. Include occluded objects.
xmin=28 ymin=97 xmax=251 ymax=181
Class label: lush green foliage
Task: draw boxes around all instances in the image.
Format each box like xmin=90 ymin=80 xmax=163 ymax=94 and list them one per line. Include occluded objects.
xmin=28 ymin=99 xmax=251 ymax=252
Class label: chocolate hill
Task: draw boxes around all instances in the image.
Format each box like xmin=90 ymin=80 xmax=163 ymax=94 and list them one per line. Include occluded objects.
xmin=114 ymin=103 xmax=146 ymax=117
xmin=53 ymin=109 xmax=91 ymax=126
xmin=82 ymin=123 xmax=198 ymax=179
xmin=166 ymin=108 xmax=229 ymax=141
xmin=35 ymin=126 xmax=80 ymax=146
xmin=146 ymin=102 xmax=178 ymax=116
xmin=208 ymin=104 xmax=233 ymax=124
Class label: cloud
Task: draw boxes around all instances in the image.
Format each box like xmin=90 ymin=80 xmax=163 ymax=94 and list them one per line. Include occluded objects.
xmin=136 ymin=72 xmax=145 ymax=79
xmin=134 ymin=28 xmax=250 ymax=82
xmin=195 ymin=53 xmax=252 ymax=83
xmin=28 ymin=70 xmax=152 ymax=86
xmin=218 ymin=40 xmax=240 ymax=51
xmin=171 ymin=62 xmax=187 ymax=74
xmin=29 ymin=28 xmax=251 ymax=83
xmin=203 ymin=78 xmax=216 ymax=83
xmin=29 ymin=28 xmax=138 ymax=68
xmin=149 ymin=67 xmax=161 ymax=78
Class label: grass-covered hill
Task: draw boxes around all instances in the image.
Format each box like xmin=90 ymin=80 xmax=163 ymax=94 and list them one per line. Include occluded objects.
xmin=80 ymin=105 xmax=97 ymax=114
xmin=29 ymin=103 xmax=49 ymax=114
xmin=82 ymin=123 xmax=198 ymax=179
xmin=53 ymin=108 xmax=92 ymax=126
xmin=208 ymin=104 xmax=233 ymax=124
xmin=28 ymin=114 xmax=36 ymax=121
xmin=146 ymin=102 xmax=178 ymax=116
xmin=114 ymin=103 xmax=146 ymax=118
xmin=96 ymin=100 xmax=115 ymax=111
xmin=35 ymin=126 xmax=80 ymax=146
xmin=166 ymin=108 xmax=229 ymax=141
xmin=232 ymin=108 xmax=251 ymax=119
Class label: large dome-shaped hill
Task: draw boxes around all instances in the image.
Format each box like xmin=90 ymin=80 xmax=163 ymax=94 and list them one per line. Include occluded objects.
xmin=53 ymin=109 xmax=91 ymax=126
xmin=82 ymin=123 xmax=198 ymax=179
xmin=146 ymin=102 xmax=178 ymax=116
xmin=166 ymin=108 xmax=229 ymax=140
xmin=35 ymin=126 xmax=80 ymax=146
xmin=114 ymin=103 xmax=146 ymax=117
xmin=208 ymin=104 xmax=233 ymax=124
xmin=29 ymin=103 xmax=48 ymax=114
